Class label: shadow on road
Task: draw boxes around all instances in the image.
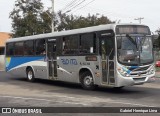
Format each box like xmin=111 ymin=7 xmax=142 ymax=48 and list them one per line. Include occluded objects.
xmin=8 ymin=77 xmax=153 ymax=96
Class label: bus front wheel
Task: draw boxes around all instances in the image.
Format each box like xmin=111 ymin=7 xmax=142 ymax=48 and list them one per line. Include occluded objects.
xmin=26 ymin=68 xmax=35 ymax=82
xmin=80 ymin=71 xmax=95 ymax=90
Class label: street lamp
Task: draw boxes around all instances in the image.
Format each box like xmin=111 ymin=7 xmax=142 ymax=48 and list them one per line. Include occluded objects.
xmin=134 ymin=17 xmax=144 ymax=24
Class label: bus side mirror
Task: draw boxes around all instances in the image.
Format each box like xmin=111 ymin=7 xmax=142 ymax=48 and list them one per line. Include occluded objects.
xmin=117 ymin=38 xmax=122 ymax=49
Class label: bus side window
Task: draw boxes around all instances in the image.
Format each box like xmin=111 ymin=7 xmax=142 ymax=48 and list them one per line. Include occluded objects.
xmin=6 ymin=43 xmax=14 ymax=56
xmin=35 ymin=39 xmax=46 ymax=55
xmin=62 ymin=35 xmax=79 ymax=55
xmin=15 ymin=42 xmax=24 ymax=56
xmin=24 ymin=41 xmax=34 ymax=56
xmin=80 ymin=33 xmax=96 ymax=54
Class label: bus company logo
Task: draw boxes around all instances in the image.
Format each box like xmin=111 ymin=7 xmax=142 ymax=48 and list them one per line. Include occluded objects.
xmin=61 ymin=59 xmax=78 ymax=65
xmin=2 ymin=108 xmax=11 ymax=113
xmin=138 ymin=72 xmax=141 ymax=76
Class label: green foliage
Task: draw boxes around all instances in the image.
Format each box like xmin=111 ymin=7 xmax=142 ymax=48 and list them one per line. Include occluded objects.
xmin=156 ymin=67 xmax=160 ymax=71
xmin=10 ymin=0 xmax=114 ymax=37
xmin=156 ymin=29 xmax=160 ymax=48
xmin=154 ymin=36 xmax=160 ymax=49
xmin=56 ymin=12 xmax=114 ymax=31
xmin=158 ymin=35 xmax=160 ymax=48
xmin=10 ymin=0 xmax=50 ymax=37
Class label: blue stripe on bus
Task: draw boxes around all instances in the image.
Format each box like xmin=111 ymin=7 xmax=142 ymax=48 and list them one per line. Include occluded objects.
xmin=127 ymin=66 xmax=139 ymax=74
xmin=6 ymin=56 xmax=45 ymax=71
xmin=130 ymin=66 xmax=139 ymax=69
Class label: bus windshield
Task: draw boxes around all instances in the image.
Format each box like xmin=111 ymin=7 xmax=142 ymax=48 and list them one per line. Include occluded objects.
xmin=117 ymin=35 xmax=154 ymax=66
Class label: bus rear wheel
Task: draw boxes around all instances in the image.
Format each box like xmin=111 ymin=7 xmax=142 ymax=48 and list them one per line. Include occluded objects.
xmin=26 ymin=68 xmax=35 ymax=82
xmin=80 ymin=71 xmax=95 ymax=90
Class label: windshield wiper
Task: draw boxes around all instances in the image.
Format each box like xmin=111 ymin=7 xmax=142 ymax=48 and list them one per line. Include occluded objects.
xmin=126 ymin=34 xmax=138 ymax=49
xmin=141 ymin=35 xmax=146 ymax=46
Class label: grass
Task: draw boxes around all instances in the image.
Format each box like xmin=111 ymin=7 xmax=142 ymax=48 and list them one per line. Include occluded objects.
xmin=156 ymin=67 xmax=160 ymax=71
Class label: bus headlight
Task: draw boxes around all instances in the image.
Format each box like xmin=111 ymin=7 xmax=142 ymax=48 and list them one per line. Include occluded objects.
xmin=117 ymin=67 xmax=129 ymax=77
xmin=147 ymin=66 xmax=155 ymax=75
xmin=147 ymin=68 xmax=154 ymax=75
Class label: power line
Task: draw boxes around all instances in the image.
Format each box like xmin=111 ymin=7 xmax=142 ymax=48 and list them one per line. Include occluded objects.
xmin=69 ymin=3 xmax=133 ymax=20
xmin=71 ymin=0 xmax=95 ymax=12
xmin=45 ymin=0 xmax=135 ymax=21
xmin=62 ymin=0 xmax=87 ymax=13
xmin=58 ymin=0 xmax=134 ymax=20
xmin=61 ymin=0 xmax=79 ymax=12
xmin=69 ymin=0 xmax=86 ymax=11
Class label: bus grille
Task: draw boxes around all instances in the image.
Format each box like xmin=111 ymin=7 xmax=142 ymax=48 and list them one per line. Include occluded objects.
xmin=133 ymin=77 xmax=146 ymax=82
xmin=129 ymin=65 xmax=150 ymax=71
xmin=132 ymin=66 xmax=150 ymax=71
xmin=130 ymin=71 xmax=147 ymax=76
xmin=129 ymin=65 xmax=150 ymax=76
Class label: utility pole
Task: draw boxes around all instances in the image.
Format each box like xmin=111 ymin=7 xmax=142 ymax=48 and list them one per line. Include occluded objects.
xmin=51 ymin=0 xmax=54 ymax=32
xmin=134 ymin=17 xmax=144 ymax=24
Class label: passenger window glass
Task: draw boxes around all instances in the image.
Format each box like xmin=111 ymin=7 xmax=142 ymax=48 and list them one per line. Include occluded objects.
xmin=24 ymin=41 xmax=34 ymax=55
xmin=62 ymin=35 xmax=79 ymax=55
xmin=80 ymin=33 xmax=96 ymax=54
xmin=15 ymin=42 xmax=24 ymax=56
xmin=6 ymin=43 xmax=14 ymax=56
xmin=35 ymin=39 xmax=46 ymax=55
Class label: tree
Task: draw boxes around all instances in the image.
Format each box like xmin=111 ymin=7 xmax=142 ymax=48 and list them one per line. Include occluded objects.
xmin=56 ymin=12 xmax=114 ymax=31
xmin=10 ymin=0 xmax=51 ymax=37
xmin=10 ymin=0 xmax=114 ymax=37
xmin=154 ymin=28 xmax=160 ymax=59
xmin=155 ymin=28 xmax=160 ymax=48
xmin=40 ymin=10 xmax=52 ymax=33
xmin=157 ymin=35 xmax=160 ymax=49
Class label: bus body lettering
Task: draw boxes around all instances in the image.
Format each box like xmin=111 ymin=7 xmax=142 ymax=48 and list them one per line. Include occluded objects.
xmin=61 ymin=59 xmax=77 ymax=65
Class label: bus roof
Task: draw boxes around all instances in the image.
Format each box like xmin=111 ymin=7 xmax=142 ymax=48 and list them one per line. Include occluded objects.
xmin=6 ymin=23 xmax=148 ymax=43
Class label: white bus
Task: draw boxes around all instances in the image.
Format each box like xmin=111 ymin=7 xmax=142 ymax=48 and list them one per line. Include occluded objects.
xmin=0 ymin=47 xmax=5 ymax=70
xmin=5 ymin=24 xmax=155 ymax=89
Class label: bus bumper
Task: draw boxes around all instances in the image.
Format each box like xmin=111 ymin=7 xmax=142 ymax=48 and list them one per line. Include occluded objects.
xmin=115 ymin=73 xmax=155 ymax=87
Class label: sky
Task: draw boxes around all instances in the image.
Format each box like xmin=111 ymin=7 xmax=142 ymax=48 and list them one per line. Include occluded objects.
xmin=0 ymin=0 xmax=160 ymax=33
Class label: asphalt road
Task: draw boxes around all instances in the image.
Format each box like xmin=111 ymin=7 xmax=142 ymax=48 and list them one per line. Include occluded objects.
xmin=0 ymin=71 xmax=160 ymax=115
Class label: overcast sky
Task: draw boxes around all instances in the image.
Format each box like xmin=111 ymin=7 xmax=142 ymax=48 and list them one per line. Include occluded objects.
xmin=0 ymin=0 xmax=160 ymax=33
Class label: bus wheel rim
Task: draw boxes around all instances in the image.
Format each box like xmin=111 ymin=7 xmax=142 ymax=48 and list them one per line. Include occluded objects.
xmin=28 ymin=71 xmax=33 ymax=80
xmin=84 ymin=76 xmax=93 ymax=86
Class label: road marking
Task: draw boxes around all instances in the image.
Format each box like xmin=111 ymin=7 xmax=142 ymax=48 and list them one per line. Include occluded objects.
xmin=0 ymin=95 xmax=157 ymax=107
xmin=0 ymin=95 xmax=88 ymax=106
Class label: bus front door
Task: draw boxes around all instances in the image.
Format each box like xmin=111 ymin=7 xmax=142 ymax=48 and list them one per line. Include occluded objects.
xmin=47 ymin=40 xmax=57 ymax=79
xmin=100 ymin=35 xmax=115 ymax=85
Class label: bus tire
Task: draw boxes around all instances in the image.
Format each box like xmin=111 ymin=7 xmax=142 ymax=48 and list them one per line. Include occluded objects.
xmin=26 ymin=68 xmax=35 ymax=82
xmin=80 ymin=71 xmax=95 ymax=90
